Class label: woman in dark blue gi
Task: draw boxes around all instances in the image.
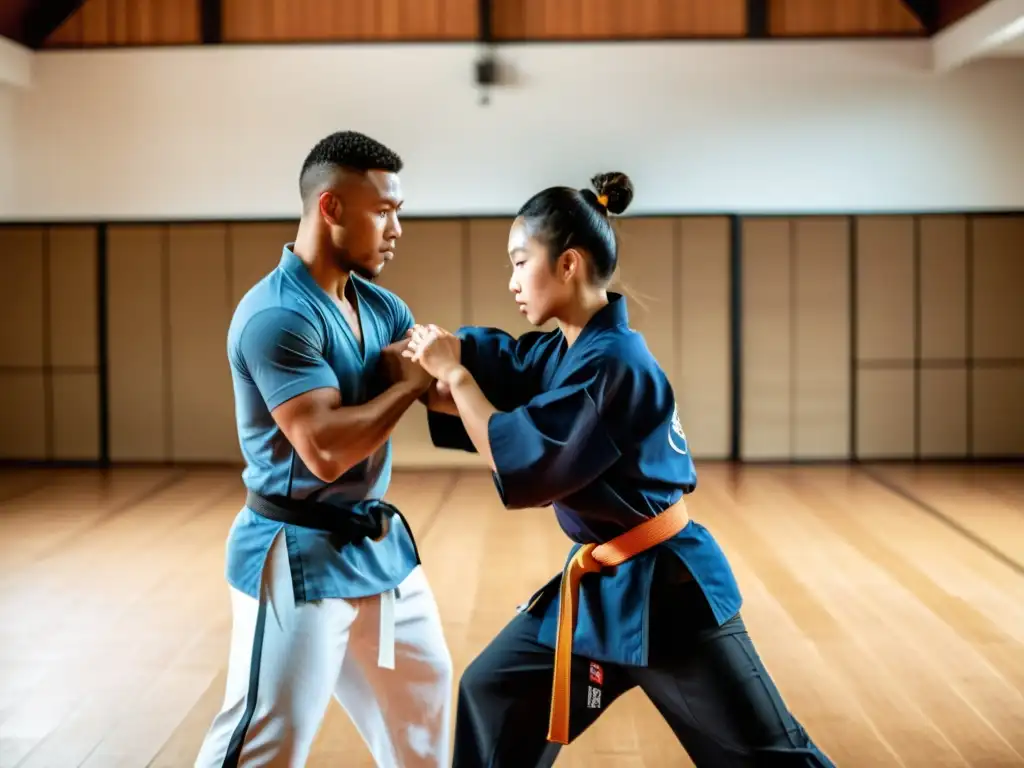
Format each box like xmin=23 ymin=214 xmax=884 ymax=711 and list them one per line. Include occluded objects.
xmin=404 ymin=172 xmax=835 ymax=768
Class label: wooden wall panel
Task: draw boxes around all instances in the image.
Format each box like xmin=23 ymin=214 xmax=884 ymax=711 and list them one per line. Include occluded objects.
xmin=614 ymin=219 xmax=676 ymax=381
xmin=107 ymin=226 xmax=168 ymax=461
xmin=0 ymin=227 xmax=44 ymax=368
xmin=969 ymin=216 xmax=1024 ymax=458
xmin=466 ymin=218 xmax=556 ymax=334
xmin=167 ymin=224 xmax=237 ymax=462
xmin=0 ymin=372 xmax=46 ymax=459
xmin=919 ymin=216 xmax=967 ymax=361
xmin=619 ymin=217 xmax=730 ymax=460
xmin=972 ymin=369 xmax=1024 ymax=456
xmin=0 ymin=227 xmax=47 ymax=461
xmin=857 ymin=217 xmax=914 ymax=362
xmin=8 ymin=211 xmax=1017 ymax=467
xmin=495 ymin=0 xmax=745 ymax=39
xmin=228 ymin=223 xmax=296 ymax=307
xmin=855 ymin=216 xmax=916 ymax=458
xmin=848 ymin=213 xmax=1024 ymax=461
xmin=741 ymin=219 xmax=791 ymax=460
xmin=678 ymin=217 xmax=731 ymax=459
xmin=793 ymin=218 xmax=850 ymax=459
xmin=971 ymin=216 xmax=1024 ymax=360
xmin=376 ymin=220 xmax=466 ymax=336
xmin=857 ymin=369 xmax=915 ymax=458
xmin=0 ymin=226 xmax=101 ymax=462
xmin=46 ymin=0 xmax=199 ymax=47
xmin=222 ymin=0 xmax=477 ymax=42
xmin=919 ymin=368 xmax=967 ymax=458
xmin=48 ymin=226 xmax=100 ymax=461
xmin=770 ymin=0 xmax=923 ymax=36
xmin=375 ymin=221 xmax=471 ymax=468
xmin=52 ymin=372 xmax=100 ymax=460
xmin=47 ymin=227 xmax=98 ymax=369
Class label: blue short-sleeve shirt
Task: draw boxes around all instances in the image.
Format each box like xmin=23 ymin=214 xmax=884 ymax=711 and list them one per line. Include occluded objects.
xmin=224 ymin=245 xmax=420 ymax=603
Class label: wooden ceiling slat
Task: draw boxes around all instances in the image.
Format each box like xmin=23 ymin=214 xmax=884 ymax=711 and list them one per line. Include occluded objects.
xmin=35 ymin=0 xmax=989 ymax=47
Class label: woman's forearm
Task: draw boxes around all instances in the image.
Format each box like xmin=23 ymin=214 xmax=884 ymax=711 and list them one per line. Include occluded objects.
xmin=445 ymin=365 xmax=498 ymax=470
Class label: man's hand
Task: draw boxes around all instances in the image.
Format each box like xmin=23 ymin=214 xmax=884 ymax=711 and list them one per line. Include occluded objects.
xmin=379 ymin=338 xmax=433 ymax=394
xmin=405 ymin=325 xmax=464 ymax=386
xmin=404 ymin=328 xmax=454 ymax=397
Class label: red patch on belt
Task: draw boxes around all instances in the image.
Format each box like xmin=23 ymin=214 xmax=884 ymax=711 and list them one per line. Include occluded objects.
xmin=589 ymin=662 xmax=603 ymax=685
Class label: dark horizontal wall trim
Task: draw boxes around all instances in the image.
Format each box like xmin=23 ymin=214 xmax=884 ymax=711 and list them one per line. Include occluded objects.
xmin=736 ymin=457 xmax=1024 ymax=467
xmin=857 ymin=358 xmax=1024 ymax=370
xmin=3 ymin=209 xmax=1023 ymax=228
xmin=0 ymin=459 xmax=107 ymax=470
xmin=0 ymin=221 xmax=124 ymax=228
xmin=0 ymin=364 xmax=100 ymax=374
xmin=736 ymin=209 xmax=1024 ymax=219
xmin=0 ymin=458 xmax=245 ymax=470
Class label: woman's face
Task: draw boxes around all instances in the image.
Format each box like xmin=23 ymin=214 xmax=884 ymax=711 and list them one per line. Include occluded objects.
xmin=506 ymin=216 xmax=576 ymax=327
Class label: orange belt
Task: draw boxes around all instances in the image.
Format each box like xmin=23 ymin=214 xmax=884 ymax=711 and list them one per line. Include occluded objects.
xmin=546 ymin=500 xmax=691 ymax=744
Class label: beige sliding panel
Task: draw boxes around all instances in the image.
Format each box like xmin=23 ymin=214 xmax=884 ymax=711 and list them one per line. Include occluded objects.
xmin=678 ymin=217 xmax=731 ymax=460
xmin=107 ymin=225 xmax=169 ymax=461
xmin=918 ymin=215 xmax=968 ymax=457
xmin=792 ymin=217 xmax=850 ymax=460
xmin=375 ymin=220 xmax=469 ymax=468
xmin=970 ymin=215 xmax=1024 ymax=456
xmin=228 ymin=222 xmax=297 ymax=308
xmin=167 ymin=224 xmax=238 ymax=462
xmin=614 ymin=218 xmax=676 ymax=380
xmin=855 ymin=216 xmax=914 ymax=459
xmin=466 ymin=217 xmax=555 ymax=334
xmin=0 ymin=227 xmax=46 ymax=459
xmin=741 ymin=218 xmax=792 ymax=460
xmin=48 ymin=226 xmax=100 ymax=460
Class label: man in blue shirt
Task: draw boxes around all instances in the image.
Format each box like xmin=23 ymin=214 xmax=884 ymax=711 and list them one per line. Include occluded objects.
xmin=195 ymin=132 xmax=453 ymax=767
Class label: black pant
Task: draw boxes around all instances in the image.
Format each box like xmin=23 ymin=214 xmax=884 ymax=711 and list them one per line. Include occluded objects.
xmin=453 ymin=559 xmax=835 ymax=767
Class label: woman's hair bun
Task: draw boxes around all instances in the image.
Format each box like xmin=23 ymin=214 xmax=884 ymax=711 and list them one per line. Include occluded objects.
xmin=590 ymin=172 xmax=634 ymax=215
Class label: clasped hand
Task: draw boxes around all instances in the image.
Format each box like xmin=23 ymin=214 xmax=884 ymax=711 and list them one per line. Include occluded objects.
xmin=403 ymin=324 xmax=462 ymax=386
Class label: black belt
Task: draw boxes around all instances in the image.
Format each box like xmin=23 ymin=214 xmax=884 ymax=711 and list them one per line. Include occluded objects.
xmin=246 ymin=490 xmax=395 ymax=542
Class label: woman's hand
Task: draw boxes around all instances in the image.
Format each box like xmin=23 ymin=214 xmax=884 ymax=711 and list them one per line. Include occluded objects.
xmin=404 ymin=324 xmax=463 ymax=386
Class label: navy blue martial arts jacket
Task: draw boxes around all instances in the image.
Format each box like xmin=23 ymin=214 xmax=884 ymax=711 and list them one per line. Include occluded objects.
xmin=427 ymin=293 xmax=744 ymax=667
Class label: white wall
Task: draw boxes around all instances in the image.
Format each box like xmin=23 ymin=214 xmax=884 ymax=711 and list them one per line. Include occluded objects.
xmin=3 ymin=40 xmax=1024 ymax=221
xmin=0 ymin=85 xmax=15 ymax=213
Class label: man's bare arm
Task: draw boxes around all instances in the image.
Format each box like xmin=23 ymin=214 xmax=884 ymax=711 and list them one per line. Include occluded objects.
xmin=420 ymin=381 xmax=459 ymax=416
xmin=272 ymin=381 xmax=423 ymax=483
xmin=238 ymin=311 xmax=431 ymax=483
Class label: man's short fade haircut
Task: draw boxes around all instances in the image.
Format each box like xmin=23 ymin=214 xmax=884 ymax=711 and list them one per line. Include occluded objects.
xmin=299 ymin=130 xmax=403 ymax=207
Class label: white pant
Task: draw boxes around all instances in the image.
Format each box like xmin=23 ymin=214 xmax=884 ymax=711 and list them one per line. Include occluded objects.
xmin=195 ymin=532 xmax=454 ymax=767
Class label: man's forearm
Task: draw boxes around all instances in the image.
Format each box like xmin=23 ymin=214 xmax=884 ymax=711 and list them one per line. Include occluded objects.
xmin=313 ymin=381 xmax=424 ymax=477
xmin=422 ymin=383 xmax=459 ymax=415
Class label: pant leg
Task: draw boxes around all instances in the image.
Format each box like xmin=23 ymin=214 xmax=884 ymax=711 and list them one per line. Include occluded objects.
xmin=332 ymin=565 xmax=454 ymax=768
xmin=453 ymin=609 xmax=636 ymax=768
xmin=631 ymin=573 xmax=835 ymax=768
xmin=194 ymin=531 xmax=357 ymax=768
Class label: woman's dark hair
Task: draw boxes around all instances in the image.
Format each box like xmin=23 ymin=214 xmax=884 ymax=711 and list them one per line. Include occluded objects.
xmin=516 ymin=171 xmax=634 ymax=284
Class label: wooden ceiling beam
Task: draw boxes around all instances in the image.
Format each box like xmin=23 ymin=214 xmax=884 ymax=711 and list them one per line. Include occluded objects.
xmin=3 ymin=0 xmax=90 ymax=49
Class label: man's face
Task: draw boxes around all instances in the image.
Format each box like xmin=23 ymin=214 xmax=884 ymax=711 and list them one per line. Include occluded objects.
xmin=324 ymin=170 xmax=403 ymax=280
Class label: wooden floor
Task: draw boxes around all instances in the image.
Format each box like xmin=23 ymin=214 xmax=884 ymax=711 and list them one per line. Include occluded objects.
xmin=1 ymin=462 xmax=1023 ymax=767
